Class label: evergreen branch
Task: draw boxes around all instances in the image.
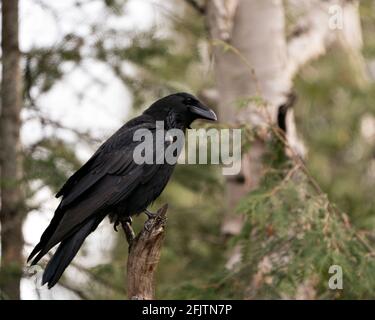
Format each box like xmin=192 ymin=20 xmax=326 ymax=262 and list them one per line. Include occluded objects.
xmin=222 ymin=42 xmax=375 ymax=258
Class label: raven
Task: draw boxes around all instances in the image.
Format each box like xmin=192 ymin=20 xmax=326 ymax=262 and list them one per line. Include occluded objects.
xmin=28 ymin=92 xmax=217 ymax=288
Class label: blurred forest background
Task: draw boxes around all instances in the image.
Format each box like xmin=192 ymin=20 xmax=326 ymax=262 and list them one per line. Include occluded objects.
xmin=1 ymin=0 xmax=375 ymax=299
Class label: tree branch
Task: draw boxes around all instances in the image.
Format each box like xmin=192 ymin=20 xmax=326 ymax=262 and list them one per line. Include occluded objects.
xmin=124 ymin=204 xmax=168 ymax=300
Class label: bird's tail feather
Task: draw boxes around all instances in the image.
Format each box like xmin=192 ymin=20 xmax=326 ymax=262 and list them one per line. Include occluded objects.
xmin=28 ymin=203 xmax=65 ymax=264
xmin=42 ymin=216 xmax=101 ymax=288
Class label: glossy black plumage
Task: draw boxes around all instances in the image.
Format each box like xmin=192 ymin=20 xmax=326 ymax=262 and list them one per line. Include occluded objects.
xmin=27 ymin=92 xmax=217 ymax=288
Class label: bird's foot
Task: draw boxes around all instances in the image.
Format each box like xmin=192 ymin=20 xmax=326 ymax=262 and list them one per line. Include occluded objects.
xmin=114 ymin=216 xmax=132 ymax=232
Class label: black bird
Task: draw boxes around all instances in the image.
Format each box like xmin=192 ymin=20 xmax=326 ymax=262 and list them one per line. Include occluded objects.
xmin=27 ymin=92 xmax=217 ymax=288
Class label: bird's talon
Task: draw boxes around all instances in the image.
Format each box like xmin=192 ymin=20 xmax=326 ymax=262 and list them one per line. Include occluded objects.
xmin=125 ymin=216 xmax=133 ymax=225
xmin=114 ymin=216 xmax=132 ymax=232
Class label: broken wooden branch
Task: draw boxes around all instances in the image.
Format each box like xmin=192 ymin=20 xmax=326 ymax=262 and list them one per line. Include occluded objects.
xmin=121 ymin=204 xmax=168 ymax=300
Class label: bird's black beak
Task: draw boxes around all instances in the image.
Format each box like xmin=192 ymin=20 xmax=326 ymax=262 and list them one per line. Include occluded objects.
xmin=189 ymin=103 xmax=217 ymax=121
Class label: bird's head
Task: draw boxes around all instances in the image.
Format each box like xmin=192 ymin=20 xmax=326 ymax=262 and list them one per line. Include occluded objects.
xmin=144 ymin=92 xmax=217 ymax=129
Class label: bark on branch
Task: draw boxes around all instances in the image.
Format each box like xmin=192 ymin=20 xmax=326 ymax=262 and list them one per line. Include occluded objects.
xmin=122 ymin=204 xmax=168 ymax=300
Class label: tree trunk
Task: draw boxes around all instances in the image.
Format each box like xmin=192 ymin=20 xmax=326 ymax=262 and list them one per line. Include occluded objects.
xmin=206 ymin=0 xmax=365 ymax=267
xmin=207 ymin=0 xmax=298 ymax=243
xmin=0 ymin=0 xmax=24 ymax=300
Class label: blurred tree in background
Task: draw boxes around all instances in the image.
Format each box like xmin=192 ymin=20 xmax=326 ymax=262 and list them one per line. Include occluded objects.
xmin=0 ymin=0 xmax=24 ymax=300
xmin=1 ymin=0 xmax=375 ymax=299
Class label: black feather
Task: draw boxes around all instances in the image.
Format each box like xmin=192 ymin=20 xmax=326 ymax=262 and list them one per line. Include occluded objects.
xmin=42 ymin=216 xmax=102 ymax=288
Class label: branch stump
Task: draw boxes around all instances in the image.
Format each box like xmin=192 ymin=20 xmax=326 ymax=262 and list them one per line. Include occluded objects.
xmin=121 ymin=204 xmax=168 ymax=300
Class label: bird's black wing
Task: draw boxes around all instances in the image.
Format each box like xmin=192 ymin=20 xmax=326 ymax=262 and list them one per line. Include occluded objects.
xmin=28 ymin=117 xmax=163 ymax=264
xmin=55 ymin=117 xmax=154 ymax=207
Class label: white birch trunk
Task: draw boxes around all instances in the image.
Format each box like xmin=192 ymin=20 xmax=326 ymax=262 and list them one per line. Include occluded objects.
xmin=206 ymin=0 xmax=366 ymax=268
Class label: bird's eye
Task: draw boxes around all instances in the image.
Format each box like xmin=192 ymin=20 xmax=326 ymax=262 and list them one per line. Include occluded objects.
xmin=185 ymin=97 xmax=196 ymax=105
